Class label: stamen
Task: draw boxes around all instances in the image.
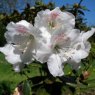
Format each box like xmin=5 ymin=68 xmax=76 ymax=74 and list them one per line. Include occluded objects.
xmin=54 ymin=45 xmax=60 ymax=53
xmin=48 ymin=21 xmax=55 ymax=29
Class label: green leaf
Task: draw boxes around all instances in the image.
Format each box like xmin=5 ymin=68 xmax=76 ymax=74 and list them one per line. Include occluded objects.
xmin=81 ymin=6 xmax=90 ymax=11
xmin=22 ymin=81 xmax=32 ymax=95
xmin=66 ymin=82 xmax=77 ymax=87
xmin=36 ymin=87 xmax=49 ymax=95
xmin=61 ymin=85 xmax=73 ymax=95
xmin=78 ymin=10 xmax=85 ymax=15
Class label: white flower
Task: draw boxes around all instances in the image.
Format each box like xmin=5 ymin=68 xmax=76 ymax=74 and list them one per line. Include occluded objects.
xmin=0 ymin=7 xmax=95 ymax=77
xmin=35 ymin=26 xmax=95 ymax=76
xmin=34 ymin=7 xmax=95 ymax=77
xmin=34 ymin=8 xmax=76 ymax=76
xmin=0 ymin=20 xmax=43 ymax=72
xmin=67 ymin=28 xmax=95 ymax=69
xmin=35 ymin=7 xmax=75 ymax=32
xmin=34 ymin=7 xmax=75 ymax=44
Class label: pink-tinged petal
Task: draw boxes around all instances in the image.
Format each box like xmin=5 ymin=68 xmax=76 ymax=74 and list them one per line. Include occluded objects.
xmin=5 ymin=20 xmax=35 ymax=51
xmin=35 ymin=7 xmax=75 ymax=31
xmin=16 ymin=25 xmax=28 ymax=33
xmin=51 ymin=28 xmax=71 ymax=47
xmin=6 ymin=20 xmax=33 ymax=34
xmin=51 ymin=12 xmax=59 ymax=19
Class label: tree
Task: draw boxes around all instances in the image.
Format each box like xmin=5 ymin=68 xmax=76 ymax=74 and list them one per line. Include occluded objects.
xmin=0 ymin=0 xmax=38 ymax=14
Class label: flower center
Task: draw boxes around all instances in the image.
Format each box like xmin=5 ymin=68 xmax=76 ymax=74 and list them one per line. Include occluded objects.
xmin=47 ymin=12 xmax=59 ymax=30
xmin=48 ymin=21 xmax=55 ymax=29
xmin=54 ymin=45 xmax=60 ymax=53
xmin=29 ymin=35 xmax=34 ymax=40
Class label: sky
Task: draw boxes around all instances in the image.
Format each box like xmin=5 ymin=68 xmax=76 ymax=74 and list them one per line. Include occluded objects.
xmin=43 ymin=0 xmax=95 ymax=26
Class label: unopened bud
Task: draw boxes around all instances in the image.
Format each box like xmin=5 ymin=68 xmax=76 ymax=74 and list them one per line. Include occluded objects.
xmin=73 ymin=3 xmax=79 ymax=8
xmin=82 ymin=71 xmax=90 ymax=80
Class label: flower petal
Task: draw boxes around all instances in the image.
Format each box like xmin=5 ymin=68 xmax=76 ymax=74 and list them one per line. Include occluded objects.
xmin=5 ymin=20 xmax=33 ymax=45
xmin=66 ymin=29 xmax=80 ymax=41
xmin=0 ymin=44 xmax=22 ymax=64
xmin=13 ymin=63 xmax=24 ymax=72
xmin=71 ymin=50 xmax=88 ymax=63
xmin=35 ymin=27 xmax=51 ymax=43
xmin=34 ymin=42 xmax=52 ymax=63
xmin=47 ymin=54 xmax=64 ymax=77
xmin=82 ymin=28 xmax=95 ymax=41
xmin=51 ymin=28 xmax=71 ymax=47
xmin=67 ymin=49 xmax=87 ymax=70
xmin=35 ymin=7 xmax=75 ymax=32
xmin=21 ymin=41 xmax=35 ymax=64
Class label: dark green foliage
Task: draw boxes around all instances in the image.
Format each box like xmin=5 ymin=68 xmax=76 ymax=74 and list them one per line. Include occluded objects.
xmin=0 ymin=22 xmax=6 ymax=46
xmin=0 ymin=81 xmax=11 ymax=95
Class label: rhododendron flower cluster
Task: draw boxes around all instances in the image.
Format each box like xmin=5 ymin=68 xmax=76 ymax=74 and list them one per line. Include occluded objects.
xmin=0 ymin=7 xmax=95 ymax=77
